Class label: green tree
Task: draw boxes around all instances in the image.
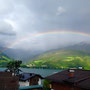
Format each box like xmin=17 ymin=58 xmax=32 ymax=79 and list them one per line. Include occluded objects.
xmin=6 ymin=60 xmax=22 ymax=76
xmin=43 ymin=80 xmax=51 ymax=90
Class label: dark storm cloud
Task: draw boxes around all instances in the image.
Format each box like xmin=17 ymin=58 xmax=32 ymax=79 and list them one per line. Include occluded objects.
xmin=0 ymin=0 xmax=90 ymax=50
xmin=0 ymin=20 xmax=16 ymax=47
xmin=0 ymin=21 xmax=16 ymax=36
xmin=21 ymin=0 xmax=90 ymax=33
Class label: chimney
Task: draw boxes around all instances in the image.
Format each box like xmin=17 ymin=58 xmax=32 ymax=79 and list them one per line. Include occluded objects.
xmin=68 ymin=69 xmax=75 ymax=78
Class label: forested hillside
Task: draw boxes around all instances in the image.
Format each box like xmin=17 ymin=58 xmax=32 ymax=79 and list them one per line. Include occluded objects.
xmin=0 ymin=52 xmax=12 ymax=67
xmin=28 ymin=49 xmax=90 ymax=70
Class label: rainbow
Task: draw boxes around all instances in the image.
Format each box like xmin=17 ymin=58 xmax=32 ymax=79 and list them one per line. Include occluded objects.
xmin=1 ymin=30 xmax=90 ymax=53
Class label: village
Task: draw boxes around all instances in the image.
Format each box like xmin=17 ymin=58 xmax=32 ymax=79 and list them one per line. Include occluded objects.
xmin=0 ymin=66 xmax=90 ymax=90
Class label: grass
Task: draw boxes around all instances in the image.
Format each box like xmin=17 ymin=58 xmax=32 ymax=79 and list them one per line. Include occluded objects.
xmin=28 ymin=49 xmax=90 ymax=70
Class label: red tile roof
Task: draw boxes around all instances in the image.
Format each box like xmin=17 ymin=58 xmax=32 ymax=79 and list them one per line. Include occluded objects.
xmin=45 ymin=69 xmax=90 ymax=89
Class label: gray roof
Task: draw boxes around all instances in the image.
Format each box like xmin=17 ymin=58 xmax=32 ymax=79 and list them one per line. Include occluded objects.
xmin=19 ymin=73 xmax=43 ymax=81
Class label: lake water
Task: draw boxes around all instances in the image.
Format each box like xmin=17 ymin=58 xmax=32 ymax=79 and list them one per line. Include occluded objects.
xmin=0 ymin=68 xmax=62 ymax=77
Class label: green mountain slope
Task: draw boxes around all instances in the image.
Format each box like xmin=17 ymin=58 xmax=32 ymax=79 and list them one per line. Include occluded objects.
xmin=0 ymin=52 xmax=12 ymax=67
xmin=28 ymin=49 xmax=90 ymax=70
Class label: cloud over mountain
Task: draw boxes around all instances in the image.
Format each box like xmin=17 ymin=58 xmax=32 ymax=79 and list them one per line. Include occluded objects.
xmin=0 ymin=0 xmax=90 ymax=51
xmin=0 ymin=21 xmax=16 ymax=36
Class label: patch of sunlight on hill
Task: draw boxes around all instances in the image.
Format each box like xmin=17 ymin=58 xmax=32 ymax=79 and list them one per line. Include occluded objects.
xmin=28 ymin=49 xmax=90 ymax=70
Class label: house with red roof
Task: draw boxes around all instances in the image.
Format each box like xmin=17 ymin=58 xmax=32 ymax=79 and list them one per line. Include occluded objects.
xmin=45 ymin=69 xmax=90 ymax=90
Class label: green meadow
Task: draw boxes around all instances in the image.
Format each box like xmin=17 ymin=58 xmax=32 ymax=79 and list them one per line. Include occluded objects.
xmin=0 ymin=53 xmax=12 ymax=67
xmin=28 ymin=49 xmax=90 ymax=70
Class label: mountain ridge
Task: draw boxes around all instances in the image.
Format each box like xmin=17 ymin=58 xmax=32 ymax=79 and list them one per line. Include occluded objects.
xmin=0 ymin=52 xmax=12 ymax=67
xmin=28 ymin=42 xmax=90 ymax=69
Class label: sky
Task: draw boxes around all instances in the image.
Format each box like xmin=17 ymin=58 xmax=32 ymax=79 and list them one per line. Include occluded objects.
xmin=0 ymin=0 xmax=90 ymax=51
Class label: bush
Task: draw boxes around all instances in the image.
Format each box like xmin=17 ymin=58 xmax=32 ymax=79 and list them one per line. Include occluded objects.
xmin=43 ymin=80 xmax=51 ymax=90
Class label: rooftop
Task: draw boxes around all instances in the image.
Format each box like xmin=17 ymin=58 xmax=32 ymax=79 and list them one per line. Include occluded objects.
xmin=45 ymin=69 xmax=90 ymax=89
xmin=19 ymin=73 xmax=43 ymax=81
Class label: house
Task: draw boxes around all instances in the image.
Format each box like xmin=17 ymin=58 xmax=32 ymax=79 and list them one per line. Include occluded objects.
xmin=0 ymin=71 xmax=19 ymax=90
xmin=19 ymin=73 xmax=43 ymax=86
xmin=45 ymin=69 xmax=90 ymax=90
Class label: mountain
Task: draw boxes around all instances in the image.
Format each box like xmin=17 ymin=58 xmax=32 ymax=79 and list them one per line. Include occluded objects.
xmin=64 ymin=42 xmax=90 ymax=53
xmin=0 ymin=52 xmax=12 ymax=67
xmin=0 ymin=42 xmax=90 ymax=65
xmin=3 ymin=48 xmax=45 ymax=63
xmin=28 ymin=42 xmax=90 ymax=70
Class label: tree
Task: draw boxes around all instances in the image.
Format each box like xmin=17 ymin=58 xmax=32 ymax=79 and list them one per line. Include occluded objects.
xmin=43 ymin=80 xmax=51 ymax=90
xmin=6 ymin=60 xmax=22 ymax=76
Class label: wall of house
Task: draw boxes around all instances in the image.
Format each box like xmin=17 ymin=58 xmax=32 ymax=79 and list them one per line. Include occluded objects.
xmin=19 ymin=81 xmax=29 ymax=86
xmin=0 ymin=76 xmax=19 ymax=90
xmin=29 ymin=76 xmax=40 ymax=86
xmin=51 ymin=82 xmax=84 ymax=90
xmin=0 ymin=72 xmax=12 ymax=77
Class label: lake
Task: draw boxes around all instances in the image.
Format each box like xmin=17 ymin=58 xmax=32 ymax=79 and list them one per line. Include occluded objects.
xmin=0 ymin=68 xmax=61 ymax=77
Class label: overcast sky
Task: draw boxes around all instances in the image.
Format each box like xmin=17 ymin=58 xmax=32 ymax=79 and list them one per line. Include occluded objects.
xmin=0 ymin=0 xmax=90 ymax=51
